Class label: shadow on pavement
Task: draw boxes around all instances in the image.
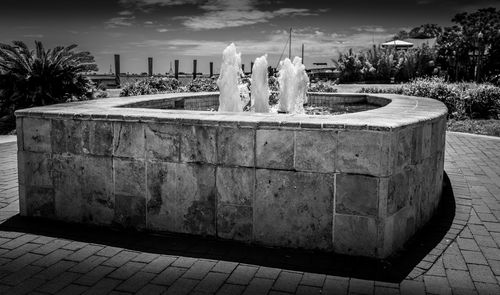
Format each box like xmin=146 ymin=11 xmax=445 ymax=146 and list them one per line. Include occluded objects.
xmin=0 ymin=172 xmax=456 ymax=283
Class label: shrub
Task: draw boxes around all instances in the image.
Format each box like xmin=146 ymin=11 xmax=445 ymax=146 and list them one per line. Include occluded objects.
xmin=183 ymin=78 xmax=218 ymax=92
xmin=268 ymin=76 xmax=279 ymax=91
xmin=465 ymin=84 xmax=500 ymax=119
xmin=358 ymin=86 xmax=403 ymax=94
xmin=120 ymin=77 xmax=180 ymax=96
xmin=0 ymin=40 xmax=98 ymax=133
xmin=308 ymin=81 xmax=338 ymax=93
xmin=357 ymin=77 xmax=500 ymax=119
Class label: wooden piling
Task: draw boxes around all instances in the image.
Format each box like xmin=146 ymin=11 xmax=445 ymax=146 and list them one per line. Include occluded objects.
xmin=114 ymin=54 xmax=120 ymax=86
xmin=148 ymin=57 xmax=153 ymax=76
xmin=193 ymin=59 xmax=197 ymax=79
xmin=174 ymin=60 xmax=179 ymax=79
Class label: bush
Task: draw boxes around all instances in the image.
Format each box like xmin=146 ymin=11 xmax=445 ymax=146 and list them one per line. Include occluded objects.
xmin=357 ymin=77 xmax=500 ymax=119
xmin=465 ymin=84 xmax=500 ymax=119
xmin=335 ymin=45 xmax=438 ymax=83
xmin=183 ymin=78 xmax=218 ymax=92
xmin=120 ymin=77 xmax=180 ymax=96
xmin=268 ymin=76 xmax=279 ymax=92
xmin=358 ymin=86 xmax=403 ymax=94
xmin=448 ymin=119 xmax=500 ymax=137
xmin=0 ymin=41 xmax=98 ymax=134
xmin=308 ymin=81 xmax=338 ymax=93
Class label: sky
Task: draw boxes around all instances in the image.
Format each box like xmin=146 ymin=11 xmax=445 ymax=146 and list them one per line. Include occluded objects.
xmin=1 ymin=0 xmax=499 ymax=74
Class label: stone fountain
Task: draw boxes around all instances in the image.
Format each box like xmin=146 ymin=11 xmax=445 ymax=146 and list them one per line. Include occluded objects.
xmin=15 ymin=43 xmax=448 ymax=259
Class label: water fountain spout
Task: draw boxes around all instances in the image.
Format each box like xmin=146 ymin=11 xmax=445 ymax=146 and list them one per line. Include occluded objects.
xmin=277 ymin=56 xmax=309 ymax=114
xmin=251 ymin=54 xmax=270 ymax=113
xmin=217 ymin=43 xmax=243 ymax=112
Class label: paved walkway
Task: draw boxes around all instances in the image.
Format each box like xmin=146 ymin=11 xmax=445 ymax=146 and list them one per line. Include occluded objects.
xmin=0 ymin=132 xmax=499 ymax=295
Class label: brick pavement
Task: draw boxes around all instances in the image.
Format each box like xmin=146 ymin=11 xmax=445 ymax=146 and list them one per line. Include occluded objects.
xmin=0 ymin=132 xmax=499 ymax=294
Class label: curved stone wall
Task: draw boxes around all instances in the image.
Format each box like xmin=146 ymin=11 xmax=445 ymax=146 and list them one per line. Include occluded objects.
xmin=15 ymin=92 xmax=447 ymax=258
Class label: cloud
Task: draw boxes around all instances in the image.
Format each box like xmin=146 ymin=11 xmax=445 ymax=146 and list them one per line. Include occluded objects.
xmin=182 ymin=10 xmax=273 ymax=30
xmin=354 ymin=26 xmax=387 ymax=33
xmin=180 ymin=0 xmax=321 ymax=30
xmin=119 ymin=0 xmax=325 ymax=30
xmin=119 ymin=0 xmax=201 ymax=7
xmin=273 ymin=8 xmax=316 ymax=16
xmin=118 ymin=10 xmax=134 ymax=15
xmin=23 ymin=34 xmax=44 ymax=38
xmin=156 ymin=28 xmax=169 ymax=32
xmin=129 ymin=28 xmax=393 ymax=60
xmin=105 ymin=16 xmax=136 ymax=28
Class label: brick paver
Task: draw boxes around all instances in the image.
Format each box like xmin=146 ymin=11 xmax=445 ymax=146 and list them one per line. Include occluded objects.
xmin=1 ymin=132 xmax=500 ymax=294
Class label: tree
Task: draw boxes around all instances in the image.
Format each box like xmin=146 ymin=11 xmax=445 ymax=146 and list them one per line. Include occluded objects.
xmin=0 ymin=41 xmax=97 ymax=132
xmin=437 ymin=7 xmax=500 ymax=81
xmin=391 ymin=30 xmax=410 ymax=40
xmin=409 ymin=24 xmax=443 ymax=39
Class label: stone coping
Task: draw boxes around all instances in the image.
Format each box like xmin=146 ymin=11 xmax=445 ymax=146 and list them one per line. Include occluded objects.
xmin=15 ymin=92 xmax=448 ymax=131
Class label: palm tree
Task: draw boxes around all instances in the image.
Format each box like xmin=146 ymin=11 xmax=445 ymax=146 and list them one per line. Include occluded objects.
xmin=0 ymin=40 xmax=98 ymax=133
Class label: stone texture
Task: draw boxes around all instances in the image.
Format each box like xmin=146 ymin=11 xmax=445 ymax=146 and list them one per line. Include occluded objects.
xmin=145 ymin=123 xmax=180 ymax=162
xmin=217 ymin=127 xmax=254 ymax=167
xmin=114 ymin=159 xmax=146 ymax=228
xmin=217 ymin=204 xmax=252 ymax=242
xmin=22 ymin=152 xmax=52 ymax=187
xmin=51 ymin=119 xmax=83 ymax=154
xmin=254 ymin=169 xmax=334 ymax=250
xmin=147 ymin=162 xmax=216 ymax=236
xmin=337 ymin=130 xmax=390 ymax=177
xmin=25 ymin=186 xmax=55 ymax=217
xmin=180 ymin=125 xmax=216 ymax=164
xmin=23 ymin=118 xmax=51 ymax=153
xmin=113 ymin=122 xmax=145 ymax=158
xmin=295 ymin=130 xmax=336 ymax=173
xmin=82 ymin=156 xmax=114 ymax=225
xmin=15 ymin=93 xmax=448 ymax=260
xmin=114 ymin=158 xmax=145 ymax=197
xmin=335 ymin=174 xmax=379 ymax=217
xmin=16 ymin=117 xmax=23 ymax=151
xmin=334 ymin=214 xmax=378 ymax=257
xmin=51 ymin=154 xmax=84 ymax=222
xmin=82 ymin=120 xmax=113 ymax=156
xmin=256 ymin=129 xmax=294 ymax=170
xmin=422 ymin=123 xmax=432 ymax=160
xmin=411 ymin=126 xmax=424 ymax=164
xmin=384 ymin=206 xmax=416 ymax=255
xmin=392 ymin=127 xmax=413 ymax=173
xmin=387 ymin=169 xmax=410 ymax=215
xmin=216 ymin=167 xmax=254 ymax=206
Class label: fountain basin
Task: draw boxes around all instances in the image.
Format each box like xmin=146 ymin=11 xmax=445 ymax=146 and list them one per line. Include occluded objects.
xmin=15 ymin=92 xmax=447 ymax=258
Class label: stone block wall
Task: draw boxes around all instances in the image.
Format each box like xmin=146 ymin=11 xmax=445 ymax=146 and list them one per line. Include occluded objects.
xmin=16 ymin=93 xmax=447 ymax=259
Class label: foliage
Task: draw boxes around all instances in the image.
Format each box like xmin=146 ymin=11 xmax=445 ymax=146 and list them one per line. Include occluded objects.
xmin=447 ymin=119 xmax=500 ymax=137
xmin=392 ymin=30 xmax=410 ymax=40
xmin=120 ymin=77 xmax=180 ymax=96
xmin=358 ymin=77 xmax=500 ymax=119
xmin=183 ymin=77 xmax=218 ymax=92
xmin=394 ymin=24 xmax=443 ymax=40
xmin=0 ymin=40 xmax=97 ymax=132
xmin=358 ymin=86 xmax=403 ymax=94
xmin=308 ymin=81 xmax=338 ymax=93
xmin=437 ymin=7 xmax=500 ymax=81
xmin=335 ymin=45 xmax=437 ymax=83
xmin=409 ymin=24 xmax=443 ymax=39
